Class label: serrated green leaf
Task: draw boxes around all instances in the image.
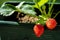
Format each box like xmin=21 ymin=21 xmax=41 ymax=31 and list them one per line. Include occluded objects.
xmin=1 ymin=3 xmax=17 ymax=10
xmin=0 ymin=3 xmax=18 ymax=16
xmin=21 ymin=4 xmax=36 ymax=15
xmin=0 ymin=8 xmax=15 ymax=16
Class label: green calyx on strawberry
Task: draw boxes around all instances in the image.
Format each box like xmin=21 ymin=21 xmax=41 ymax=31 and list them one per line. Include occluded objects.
xmin=33 ymin=24 xmax=44 ymax=37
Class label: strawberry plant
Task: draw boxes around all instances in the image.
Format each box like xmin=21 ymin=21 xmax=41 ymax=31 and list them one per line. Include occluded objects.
xmin=33 ymin=0 xmax=60 ymax=37
xmin=0 ymin=0 xmax=60 ymax=38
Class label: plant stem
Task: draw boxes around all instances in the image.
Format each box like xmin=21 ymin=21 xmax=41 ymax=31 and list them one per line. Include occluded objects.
xmin=50 ymin=9 xmax=54 ymax=17
xmin=48 ymin=0 xmax=56 ymax=17
xmin=33 ymin=0 xmax=43 ymax=14
xmin=42 ymin=5 xmax=47 ymax=15
xmin=53 ymin=11 xmax=60 ymax=18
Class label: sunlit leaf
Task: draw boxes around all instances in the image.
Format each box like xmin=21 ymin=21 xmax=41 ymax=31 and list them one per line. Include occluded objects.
xmin=34 ymin=0 xmax=48 ymax=8
xmin=0 ymin=8 xmax=15 ymax=16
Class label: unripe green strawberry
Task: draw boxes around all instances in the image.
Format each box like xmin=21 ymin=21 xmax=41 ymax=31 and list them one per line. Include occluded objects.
xmin=33 ymin=24 xmax=44 ymax=37
xmin=46 ymin=18 xmax=57 ymax=30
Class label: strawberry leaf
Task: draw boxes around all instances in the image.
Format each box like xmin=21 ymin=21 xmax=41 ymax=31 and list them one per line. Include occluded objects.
xmin=0 ymin=4 xmax=17 ymax=16
xmin=0 ymin=8 xmax=14 ymax=16
xmin=21 ymin=4 xmax=36 ymax=15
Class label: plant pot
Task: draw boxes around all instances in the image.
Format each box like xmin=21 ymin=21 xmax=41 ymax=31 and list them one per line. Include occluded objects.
xmin=0 ymin=1 xmax=60 ymax=40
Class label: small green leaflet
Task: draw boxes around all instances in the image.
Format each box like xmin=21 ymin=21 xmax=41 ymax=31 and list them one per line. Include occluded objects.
xmin=34 ymin=0 xmax=48 ymax=8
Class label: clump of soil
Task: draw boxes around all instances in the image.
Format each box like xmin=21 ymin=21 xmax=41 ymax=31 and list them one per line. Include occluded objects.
xmin=17 ymin=13 xmax=38 ymax=23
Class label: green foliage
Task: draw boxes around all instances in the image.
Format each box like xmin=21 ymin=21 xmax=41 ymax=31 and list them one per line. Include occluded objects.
xmin=33 ymin=0 xmax=48 ymax=8
xmin=0 ymin=4 xmax=16 ymax=16
xmin=0 ymin=0 xmax=60 ymax=25
xmin=33 ymin=0 xmax=60 ymax=25
xmin=5 ymin=4 xmax=17 ymax=10
xmin=0 ymin=8 xmax=14 ymax=16
xmin=21 ymin=4 xmax=36 ymax=15
xmin=0 ymin=1 xmax=36 ymax=16
xmin=48 ymin=0 xmax=56 ymax=18
xmin=33 ymin=0 xmax=57 ymax=19
xmin=0 ymin=0 xmax=8 ymax=6
xmin=36 ymin=17 xmax=45 ymax=25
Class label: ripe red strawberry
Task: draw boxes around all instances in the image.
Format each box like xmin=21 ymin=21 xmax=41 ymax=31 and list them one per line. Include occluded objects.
xmin=33 ymin=24 xmax=44 ymax=37
xmin=46 ymin=18 xmax=57 ymax=30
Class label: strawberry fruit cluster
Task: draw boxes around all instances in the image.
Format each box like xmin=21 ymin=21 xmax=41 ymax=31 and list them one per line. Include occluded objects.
xmin=33 ymin=18 xmax=57 ymax=37
xmin=32 ymin=0 xmax=59 ymax=38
